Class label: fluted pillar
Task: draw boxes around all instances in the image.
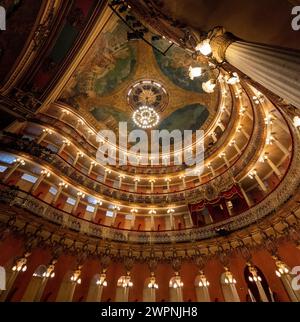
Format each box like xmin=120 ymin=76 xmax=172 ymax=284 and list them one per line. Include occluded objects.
xmin=209 ymin=28 xmax=300 ymax=109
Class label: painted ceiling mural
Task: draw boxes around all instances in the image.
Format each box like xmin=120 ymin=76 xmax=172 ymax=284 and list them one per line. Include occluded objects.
xmin=158 ymin=104 xmax=209 ymax=133
xmin=60 ymin=16 xmax=216 ymax=134
xmin=61 ymin=17 xmax=137 ymax=108
xmin=153 ymin=38 xmax=208 ymax=93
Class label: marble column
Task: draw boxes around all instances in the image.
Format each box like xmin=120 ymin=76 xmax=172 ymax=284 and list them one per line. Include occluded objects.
xmin=210 ymin=28 xmax=300 ymax=109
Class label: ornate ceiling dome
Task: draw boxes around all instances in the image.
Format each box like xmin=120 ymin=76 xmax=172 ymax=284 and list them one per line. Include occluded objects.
xmin=0 ymin=1 xmax=299 ymax=283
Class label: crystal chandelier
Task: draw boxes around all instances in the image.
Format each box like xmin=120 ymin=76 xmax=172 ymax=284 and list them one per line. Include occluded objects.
xmin=132 ymin=105 xmax=160 ymax=129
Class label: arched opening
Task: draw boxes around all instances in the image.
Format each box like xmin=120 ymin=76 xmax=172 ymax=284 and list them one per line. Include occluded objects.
xmin=56 ymin=268 xmax=82 ymax=302
xmin=86 ymin=273 xmax=107 ymax=302
xmin=143 ymin=275 xmax=158 ymax=302
xmin=169 ymin=275 xmax=183 ymax=302
xmin=0 ymin=255 xmax=29 ymax=302
xmin=22 ymin=265 xmax=47 ymax=302
xmin=195 ymin=272 xmax=210 ymax=302
xmin=275 ymin=260 xmax=300 ymax=302
xmin=0 ymin=266 xmax=6 ymax=291
xmin=115 ymin=275 xmax=133 ymax=302
xmin=220 ymin=270 xmax=240 ymax=302
xmin=244 ymin=264 xmax=274 ymax=302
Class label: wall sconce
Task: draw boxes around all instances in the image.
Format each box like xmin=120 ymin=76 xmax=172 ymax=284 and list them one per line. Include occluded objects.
xmin=172 ymin=275 xmax=184 ymax=289
xmin=12 ymin=254 xmax=29 ymax=273
xmin=148 ymin=274 xmax=159 ymax=289
xmin=41 ymin=169 xmax=51 ymax=178
xmin=70 ymin=267 xmax=82 ymax=284
xmin=198 ymin=271 xmax=210 ymax=287
xmin=224 ymin=268 xmax=237 ymax=284
xmin=248 ymin=265 xmax=262 ymax=283
xmin=59 ymin=182 xmax=68 ymax=188
xmin=14 ymin=158 xmax=26 ymax=166
xmin=121 ymin=273 xmax=133 ymax=288
xmin=275 ymin=260 xmax=290 ymax=277
xmin=96 ymin=273 xmax=108 ymax=287
xmin=77 ymin=191 xmax=86 ymax=198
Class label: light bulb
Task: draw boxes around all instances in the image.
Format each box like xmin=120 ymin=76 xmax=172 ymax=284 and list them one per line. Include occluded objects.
xmin=249 ymin=276 xmax=253 ymax=282
xmin=22 ymin=265 xmax=27 ymax=272
xmin=189 ymin=66 xmax=202 ymax=80
xmin=202 ymin=79 xmax=216 ymax=93
xmin=276 ymin=270 xmax=281 ymax=277
xmin=195 ymin=39 xmax=212 ymax=56
xmin=103 ymin=281 xmax=107 ymax=287
xmin=12 ymin=266 xmax=17 ymax=271
xmin=77 ymin=278 xmax=82 ymax=284
xmin=51 ymin=272 xmax=55 ymax=278
xmin=258 ymin=276 xmax=262 ymax=282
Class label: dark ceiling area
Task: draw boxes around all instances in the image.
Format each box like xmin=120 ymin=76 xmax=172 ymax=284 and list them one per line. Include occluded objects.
xmin=161 ymin=0 xmax=300 ymax=50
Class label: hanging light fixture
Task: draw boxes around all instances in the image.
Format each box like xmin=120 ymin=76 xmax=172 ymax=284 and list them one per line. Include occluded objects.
xmin=202 ymin=79 xmax=217 ymax=93
xmin=189 ymin=66 xmax=202 ymax=80
xmin=132 ymin=105 xmax=160 ymax=129
xmin=195 ymin=39 xmax=212 ymax=56
xmin=226 ymin=72 xmax=240 ymax=85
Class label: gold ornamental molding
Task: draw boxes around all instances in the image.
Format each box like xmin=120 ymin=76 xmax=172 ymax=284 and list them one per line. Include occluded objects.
xmin=208 ymin=27 xmax=237 ymax=64
xmin=38 ymin=4 xmax=113 ymax=113
xmin=0 ymin=0 xmax=62 ymax=95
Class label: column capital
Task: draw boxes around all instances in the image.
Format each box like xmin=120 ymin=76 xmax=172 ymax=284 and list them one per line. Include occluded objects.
xmin=208 ymin=27 xmax=237 ymax=63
